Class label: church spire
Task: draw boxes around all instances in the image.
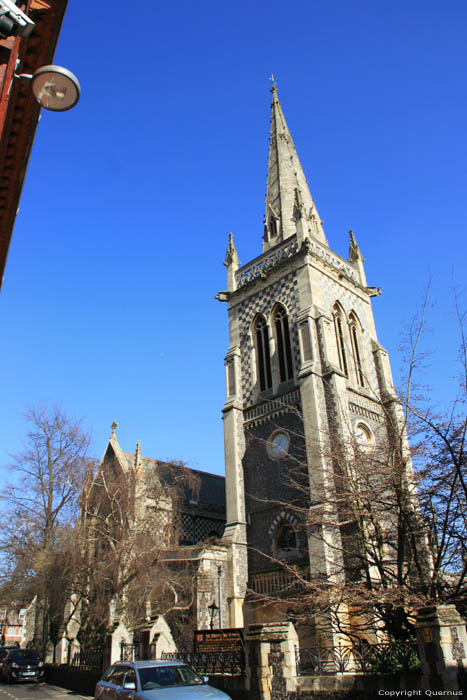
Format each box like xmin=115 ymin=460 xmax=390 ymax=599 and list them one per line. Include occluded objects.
xmin=264 ymin=84 xmax=327 ymax=252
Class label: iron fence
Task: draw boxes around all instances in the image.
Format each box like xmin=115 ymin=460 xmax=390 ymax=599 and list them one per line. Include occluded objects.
xmin=120 ymin=642 xmax=157 ymax=661
xmin=70 ymin=647 xmax=106 ymax=671
xmin=296 ymin=640 xmax=420 ymax=676
xmin=160 ymin=650 xmax=245 ymax=676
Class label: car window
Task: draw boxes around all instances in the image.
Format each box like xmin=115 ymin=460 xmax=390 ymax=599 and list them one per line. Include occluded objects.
xmin=109 ymin=667 xmax=131 ymax=687
xmin=9 ymin=650 xmax=40 ymax=661
xmin=176 ymin=666 xmax=204 ymax=685
xmin=123 ymin=669 xmax=137 ymax=687
xmin=138 ymin=665 xmax=204 ymax=689
xmin=102 ymin=666 xmax=117 ymax=682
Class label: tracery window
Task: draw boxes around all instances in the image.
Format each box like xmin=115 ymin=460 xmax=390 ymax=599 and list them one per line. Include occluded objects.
xmin=333 ymin=304 xmax=349 ymax=377
xmin=349 ymin=313 xmax=365 ymax=387
xmin=274 ymin=305 xmax=294 ymax=382
xmin=254 ymin=315 xmax=272 ymax=391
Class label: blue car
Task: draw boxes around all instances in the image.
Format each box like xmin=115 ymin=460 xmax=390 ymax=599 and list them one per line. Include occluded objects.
xmin=95 ymin=660 xmax=232 ymax=700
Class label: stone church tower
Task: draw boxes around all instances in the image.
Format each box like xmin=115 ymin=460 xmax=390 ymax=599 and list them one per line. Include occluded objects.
xmin=217 ymin=85 xmax=400 ymax=636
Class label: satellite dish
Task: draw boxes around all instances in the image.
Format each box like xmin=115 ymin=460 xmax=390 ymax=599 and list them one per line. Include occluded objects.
xmin=30 ymin=65 xmax=80 ymax=112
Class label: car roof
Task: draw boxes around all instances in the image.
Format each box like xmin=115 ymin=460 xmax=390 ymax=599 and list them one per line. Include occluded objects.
xmin=112 ymin=660 xmax=185 ymax=669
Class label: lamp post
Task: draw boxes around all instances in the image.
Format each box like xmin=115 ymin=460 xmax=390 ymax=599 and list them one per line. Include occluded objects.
xmin=208 ymin=601 xmax=219 ymax=630
xmin=217 ymin=566 xmax=222 ymax=629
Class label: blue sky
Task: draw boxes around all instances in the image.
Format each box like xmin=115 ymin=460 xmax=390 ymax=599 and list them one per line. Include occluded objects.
xmin=0 ymin=0 xmax=466 ymax=475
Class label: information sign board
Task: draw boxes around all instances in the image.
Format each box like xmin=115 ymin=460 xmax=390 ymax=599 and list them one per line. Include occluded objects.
xmin=194 ymin=628 xmax=244 ymax=653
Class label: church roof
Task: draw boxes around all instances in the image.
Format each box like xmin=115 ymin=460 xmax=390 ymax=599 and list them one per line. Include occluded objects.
xmin=122 ymin=451 xmax=226 ymax=510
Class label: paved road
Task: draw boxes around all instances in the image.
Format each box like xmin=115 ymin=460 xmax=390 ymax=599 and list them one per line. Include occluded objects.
xmin=0 ymin=683 xmax=90 ymax=700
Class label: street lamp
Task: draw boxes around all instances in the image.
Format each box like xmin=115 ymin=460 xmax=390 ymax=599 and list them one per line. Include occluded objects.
xmin=15 ymin=65 xmax=80 ymax=111
xmin=208 ymin=601 xmax=219 ymax=630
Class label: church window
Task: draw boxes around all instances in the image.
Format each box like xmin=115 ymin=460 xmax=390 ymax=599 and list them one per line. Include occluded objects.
xmin=354 ymin=422 xmax=373 ymax=451
xmin=349 ymin=314 xmax=365 ymax=387
xmin=333 ymin=304 xmax=348 ymax=377
xmin=275 ymin=521 xmax=297 ymax=554
xmin=274 ymin=305 xmax=294 ymax=382
xmin=254 ymin=316 xmax=272 ymax=391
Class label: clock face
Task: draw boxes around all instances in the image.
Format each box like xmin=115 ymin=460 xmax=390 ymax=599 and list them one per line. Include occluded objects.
xmin=269 ymin=431 xmax=289 ymax=459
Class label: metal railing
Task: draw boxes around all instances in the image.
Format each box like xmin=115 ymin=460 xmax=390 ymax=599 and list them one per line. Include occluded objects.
xmin=160 ymin=650 xmax=245 ymax=676
xmin=296 ymin=640 xmax=420 ymax=676
xmin=120 ymin=642 xmax=157 ymax=661
xmin=70 ymin=647 xmax=106 ymax=671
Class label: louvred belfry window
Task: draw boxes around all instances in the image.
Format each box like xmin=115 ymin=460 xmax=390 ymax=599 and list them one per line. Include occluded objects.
xmin=255 ymin=316 xmax=272 ymax=391
xmin=274 ymin=305 xmax=294 ymax=382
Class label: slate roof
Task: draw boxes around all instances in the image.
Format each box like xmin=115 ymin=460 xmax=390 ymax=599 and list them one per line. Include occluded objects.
xmin=122 ymin=452 xmax=226 ymax=511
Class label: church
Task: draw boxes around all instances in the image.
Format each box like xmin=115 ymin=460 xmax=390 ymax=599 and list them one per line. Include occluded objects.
xmin=61 ymin=84 xmax=416 ymax=660
xmin=215 ymin=83 xmax=413 ymax=643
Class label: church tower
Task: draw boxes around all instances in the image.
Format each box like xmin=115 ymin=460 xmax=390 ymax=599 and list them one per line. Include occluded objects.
xmin=218 ymin=86 xmax=399 ymax=635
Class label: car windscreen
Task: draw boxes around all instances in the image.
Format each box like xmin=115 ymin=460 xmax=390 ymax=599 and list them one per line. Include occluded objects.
xmin=138 ymin=665 xmax=204 ymax=689
xmin=8 ymin=650 xmax=40 ymax=661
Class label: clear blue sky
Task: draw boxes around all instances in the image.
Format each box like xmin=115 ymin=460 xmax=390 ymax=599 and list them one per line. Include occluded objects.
xmin=0 ymin=0 xmax=466 ymax=475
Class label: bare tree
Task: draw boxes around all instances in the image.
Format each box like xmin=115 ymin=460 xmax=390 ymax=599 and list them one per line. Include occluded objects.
xmin=246 ymin=415 xmax=431 ymax=642
xmin=406 ymin=287 xmax=467 ymax=612
xmin=0 ymin=405 xmax=93 ymax=649
xmin=77 ymin=453 xmax=201 ymax=648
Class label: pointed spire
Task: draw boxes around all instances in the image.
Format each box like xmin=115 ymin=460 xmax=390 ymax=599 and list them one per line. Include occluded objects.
xmin=348 ymin=229 xmax=362 ymax=263
xmin=264 ymin=85 xmax=327 ymax=252
xmin=224 ymin=232 xmax=239 ymax=269
xmin=134 ymin=439 xmax=142 ymax=471
xmin=224 ymin=232 xmax=239 ymax=292
xmin=348 ymin=229 xmax=367 ymax=287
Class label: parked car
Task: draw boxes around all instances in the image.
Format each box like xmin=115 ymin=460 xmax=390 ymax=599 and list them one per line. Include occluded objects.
xmin=0 ymin=647 xmax=17 ymax=677
xmin=95 ymin=660 xmax=232 ymax=699
xmin=2 ymin=648 xmax=44 ymax=683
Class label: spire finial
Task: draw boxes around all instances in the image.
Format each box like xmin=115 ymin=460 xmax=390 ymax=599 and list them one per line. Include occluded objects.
xmin=349 ymin=229 xmax=361 ymax=262
xmin=269 ymin=73 xmax=277 ymax=93
xmin=224 ymin=232 xmax=239 ymax=268
xmin=110 ymin=421 xmax=118 ymax=439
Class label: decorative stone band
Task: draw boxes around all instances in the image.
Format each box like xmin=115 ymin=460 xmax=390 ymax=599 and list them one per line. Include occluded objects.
xmin=244 ymin=389 xmax=301 ymax=429
xmin=348 ymin=392 xmax=385 ymax=424
xmin=236 ymin=238 xmax=299 ymax=287
xmin=235 ymin=234 xmax=358 ymax=291
xmin=306 ymin=237 xmax=357 ymax=283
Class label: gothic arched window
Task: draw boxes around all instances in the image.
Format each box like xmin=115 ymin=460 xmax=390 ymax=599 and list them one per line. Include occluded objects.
xmin=333 ymin=304 xmax=349 ymax=377
xmin=254 ymin=315 xmax=272 ymax=391
xmin=349 ymin=313 xmax=365 ymax=387
xmin=275 ymin=521 xmax=297 ymax=553
xmin=274 ymin=305 xmax=294 ymax=382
